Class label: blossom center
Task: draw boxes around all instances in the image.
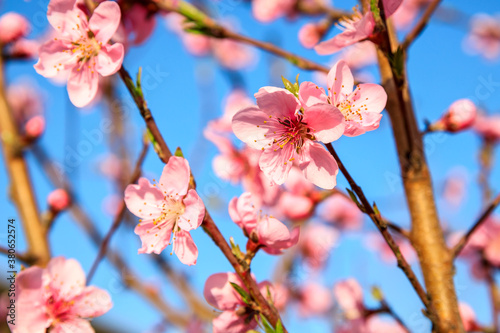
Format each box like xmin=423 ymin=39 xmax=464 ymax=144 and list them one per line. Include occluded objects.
xmin=263 ymin=113 xmax=313 ymax=156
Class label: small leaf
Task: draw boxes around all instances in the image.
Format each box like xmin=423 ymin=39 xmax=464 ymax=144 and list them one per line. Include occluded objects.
xmin=370 ymin=0 xmax=381 ymax=20
xmin=230 ymin=282 xmax=251 ymax=305
xmin=293 ymin=74 xmax=300 ymax=92
xmin=346 ymin=188 xmax=365 ymax=213
xmin=174 ymin=147 xmax=184 ymax=158
xmin=373 ymin=202 xmax=380 ymax=216
xmin=260 ymin=314 xmax=275 ymax=333
xmin=275 ymin=319 xmax=284 ymax=333
xmin=389 ymin=47 xmax=405 ymax=79
xmin=281 ymin=76 xmax=294 ymax=93
xmin=371 ymin=286 xmax=384 ymax=301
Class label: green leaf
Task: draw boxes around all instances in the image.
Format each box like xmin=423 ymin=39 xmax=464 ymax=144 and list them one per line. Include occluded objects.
xmin=281 ymin=76 xmax=294 ymax=92
xmin=370 ymin=0 xmax=381 ymax=20
xmin=373 ymin=202 xmax=380 ymax=216
xmin=293 ymin=74 xmax=300 ymax=92
xmin=389 ymin=47 xmax=405 ymax=79
xmin=259 ymin=314 xmax=275 ymax=333
xmin=230 ymin=282 xmax=251 ymax=305
xmin=275 ymin=319 xmax=284 ymax=333
xmin=371 ymin=286 xmax=384 ymax=301
xmin=174 ymin=147 xmax=184 ymax=158
xmin=346 ymin=188 xmax=365 ymax=212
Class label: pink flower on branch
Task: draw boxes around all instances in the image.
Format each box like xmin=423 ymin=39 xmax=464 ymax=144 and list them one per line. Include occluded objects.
xmin=124 ymin=156 xmax=205 ymax=265
xmin=34 ymin=0 xmax=124 ymax=108
xmin=10 ymin=257 xmax=112 ymax=333
xmin=430 ymin=99 xmax=477 ymax=133
xmin=204 ymin=272 xmax=275 ymax=333
xmin=229 ymin=192 xmax=299 ymax=255
xmin=0 ymin=12 xmax=30 ymax=44
xmin=232 ymin=83 xmax=345 ymax=189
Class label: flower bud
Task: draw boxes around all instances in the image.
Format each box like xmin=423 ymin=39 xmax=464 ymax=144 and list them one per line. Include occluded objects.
xmin=298 ymin=23 xmax=322 ymax=49
xmin=24 ymin=116 xmax=45 ymax=139
xmin=434 ymin=99 xmax=477 ymax=132
xmin=0 ymin=12 xmax=29 ymax=44
xmin=47 ymin=189 xmax=71 ymax=212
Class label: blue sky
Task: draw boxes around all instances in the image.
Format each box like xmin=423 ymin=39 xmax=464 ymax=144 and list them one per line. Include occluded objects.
xmin=1 ymin=0 xmax=500 ymax=332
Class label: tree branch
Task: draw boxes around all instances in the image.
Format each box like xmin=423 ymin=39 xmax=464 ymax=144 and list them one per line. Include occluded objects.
xmin=401 ymin=0 xmax=443 ymax=49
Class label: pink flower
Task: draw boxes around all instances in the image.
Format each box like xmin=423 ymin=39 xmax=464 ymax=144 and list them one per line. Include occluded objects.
xmin=252 ymin=0 xmax=297 ymax=23
xmin=0 ymin=12 xmax=30 ymax=44
xmin=10 ymin=257 xmax=112 ymax=333
xmin=315 ymin=9 xmax=375 ymax=55
xmin=336 ymin=41 xmax=377 ymax=72
xmin=9 ymin=38 xmax=40 ymax=59
xmin=34 ymin=0 xmax=125 ymax=107
xmin=47 ymin=188 xmax=71 ymax=212
xmin=204 ymin=272 xmax=273 ymax=333
xmin=366 ymin=317 xmax=407 ymax=333
xmin=276 ymin=167 xmax=316 ymax=220
xmin=297 ymin=283 xmax=333 ymax=317
xmin=319 ymin=194 xmax=363 ymax=230
xmin=432 ymin=99 xmax=477 ymax=132
xmin=324 ymin=60 xmax=387 ymax=136
xmin=298 ymin=23 xmax=322 ymax=49
xmin=299 ymin=223 xmax=338 ymax=270
xmin=315 ymin=1 xmax=402 ymax=55
xmin=209 ymin=89 xmax=255 ymax=133
xmin=120 ymin=3 xmax=156 ymax=46
xmin=484 ymin=230 xmax=500 ymax=266
xmin=464 ymin=14 xmax=500 ymax=60
xmin=229 ymin=192 xmax=299 ymax=254
xmin=474 ymin=113 xmax=500 ymax=142
xmin=124 ymin=156 xmax=205 ymax=265
xmin=459 ymin=302 xmax=481 ymax=332
xmin=391 ymin=0 xmax=433 ymax=30
xmin=232 ymin=84 xmax=345 ymax=189
xmin=333 ymin=278 xmax=364 ymax=319
xmin=7 ymin=82 xmax=45 ymax=139
xmin=211 ymin=38 xmax=255 ymax=70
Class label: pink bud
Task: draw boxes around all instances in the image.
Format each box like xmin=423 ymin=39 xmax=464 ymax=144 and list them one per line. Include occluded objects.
xmin=24 ymin=116 xmax=45 ymax=139
xmin=10 ymin=38 xmax=39 ymax=58
xmin=47 ymin=189 xmax=71 ymax=212
xmin=298 ymin=23 xmax=321 ymax=49
xmin=0 ymin=12 xmax=30 ymax=44
xmin=436 ymin=99 xmax=477 ymax=132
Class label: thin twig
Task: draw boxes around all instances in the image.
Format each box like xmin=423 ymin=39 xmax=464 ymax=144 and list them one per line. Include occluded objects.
xmin=325 ymin=143 xmax=434 ymax=317
xmin=401 ymin=0 xmax=443 ymax=49
xmin=86 ymin=139 xmax=149 ymax=282
xmin=452 ymin=193 xmax=500 ymax=258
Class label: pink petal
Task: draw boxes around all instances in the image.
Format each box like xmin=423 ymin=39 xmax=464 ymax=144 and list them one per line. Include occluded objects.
xmin=254 ymin=86 xmax=300 ymax=119
xmin=51 ymin=318 xmax=94 ymax=333
xmin=278 ymin=192 xmax=314 ymax=220
xmin=96 ymin=43 xmax=124 ymax=77
xmin=134 ymin=219 xmax=172 ymax=255
xmin=124 ymin=177 xmax=164 ymax=219
xmin=333 ymin=278 xmax=364 ymax=317
xmin=47 ymin=0 xmax=88 ymax=39
xmin=259 ymin=144 xmax=294 ymax=185
xmin=231 ymin=106 xmax=275 ymax=149
xmin=178 ymin=189 xmax=205 ymax=231
xmin=302 ymin=103 xmax=345 ymax=143
xmin=67 ymin=66 xmax=99 ymax=108
xmin=70 ymin=286 xmax=112 ymax=318
xmin=204 ymin=273 xmax=245 ymax=311
xmin=12 ymin=267 xmax=51 ymax=333
xmin=327 ymin=60 xmax=354 ymax=105
xmin=46 ymin=257 xmax=86 ymax=300
xmin=347 ymin=83 xmax=387 ymax=115
xmin=298 ymin=81 xmax=328 ymax=107
xmin=34 ymin=40 xmax=76 ymax=79
xmin=344 ymin=112 xmax=383 ymax=136
xmin=314 ymin=12 xmax=375 ymax=55
xmin=299 ymin=141 xmax=339 ymax=189
xmin=213 ymin=310 xmax=257 ymax=333
xmin=125 ymin=4 xmax=156 ymax=45
xmin=159 ymin=156 xmax=191 ymax=197
xmin=228 ymin=192 xmax=258 ymax=233
xmin=383 ymin=0 xmax=403 ymax=17
xmin=89 ymin=1 xmax=121 ymax=43
xmin=256 ymin=216 xmax=291 ymax=247
xmin=262 ymin=227 xmax=300 ymax=255
xmin=173 ymin=230 xmax=198 ymax=265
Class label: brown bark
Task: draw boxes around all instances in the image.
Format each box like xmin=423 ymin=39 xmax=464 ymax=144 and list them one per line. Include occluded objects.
xmin=0 ymin=51 xmax=50 ymax=265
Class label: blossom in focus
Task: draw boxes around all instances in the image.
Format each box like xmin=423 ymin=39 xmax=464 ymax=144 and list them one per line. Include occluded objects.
xmin=204 ymin=272 xmax=274 ymax=333
xmin=47 ymin=188 xmax=71 ymax=212
xmin=7 ymin=82 xmax=45 ymax=139
xmin=10 ymin=257 xmax=112 ymax=333
xmin=232 ymin=82 xmax=345 ymax=189
xmin=431 ymin=99 xmax=477 ymax=132
xmin=124 ymin=156 xmax=205 ymax=265
xmin=474 ymin=113 xmax=500 ymax=142
xmin=319 ymin=194 xmax=363 ymax=230
xmin=464 ymin=13 xmax=500 ymax=60
xmin=0 ymin=12 xmax=29 ymax=44
xmin=229 ymin=192 xmax=299 ymax=254
xmin=315 ymin=1 xmax=402 ymax=55
xmin=34 ymin=0 xmax=125 ymax=107
xmin=299 ymin=223 xmax=338 ymax=270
